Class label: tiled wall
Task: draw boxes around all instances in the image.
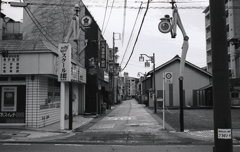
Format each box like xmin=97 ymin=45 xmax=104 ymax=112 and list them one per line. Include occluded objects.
xmin=25 ymin=75 xmax=60 ymax=128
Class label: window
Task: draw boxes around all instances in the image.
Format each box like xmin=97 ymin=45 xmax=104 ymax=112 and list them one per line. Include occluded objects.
xmin=11 ymin=77 xmax=25 ymax=81
xmin=0 ymin=77 xmax=8 ymax=81
xmin=231 ymin=93 xmax=239 ymax=98
xmin=48 ymin=78 xmax=60 ymax=103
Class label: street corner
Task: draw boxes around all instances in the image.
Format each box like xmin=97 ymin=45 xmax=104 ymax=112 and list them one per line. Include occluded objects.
xmin=0 ymin=129 xmax=70 ymax=142
xmin=0 ymin=129 xmax=30 ymax=141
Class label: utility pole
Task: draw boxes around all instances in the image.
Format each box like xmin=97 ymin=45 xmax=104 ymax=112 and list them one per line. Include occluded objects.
xmin=112 ymin=32 xmax=115 ymax=105
xmin=153 ymin=53 xmax=156 ymax=114
xmin=209 ymin=0 xmax=233 ymax=152
xmin=0 ymin=0 xmax=2 ymax=41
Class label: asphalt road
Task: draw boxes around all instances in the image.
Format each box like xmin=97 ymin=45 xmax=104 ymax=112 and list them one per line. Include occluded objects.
xmin=2 ymin=143 xmax=240 ymax=152
xmin=54 ymin=99 xmax=206 ymax=144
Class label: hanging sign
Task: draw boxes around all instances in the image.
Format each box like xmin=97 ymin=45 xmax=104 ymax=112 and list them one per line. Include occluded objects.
xmin=58 ymin=43 xmax=71 ymax=82
xmin=164 ymin=72 xmax=173 ymax=83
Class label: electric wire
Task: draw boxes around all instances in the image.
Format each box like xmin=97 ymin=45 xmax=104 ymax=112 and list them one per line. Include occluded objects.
xmin=102 ymin=0 xmax=109 ymax=32
xmin=121 ymin=0 xmax=151 ymax=71
xmin=25 ymin=7 xmax=58 ymax=44
xmin=22 ymin=0 xmax=58 ymax=47
xmin=120 ymin=2 xmax=143 ymax=66
xmin=24 ymin=7 xmax=58 ymax=48
xmin=103 ymin=0 xmax=115 ymax=34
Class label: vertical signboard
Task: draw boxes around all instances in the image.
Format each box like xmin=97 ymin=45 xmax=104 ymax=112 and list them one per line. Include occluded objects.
xmin=1 ymin=87 xmax=17 ymax=112
xmin=100 ymin=40 xmax=106 ymax=68
xmin=58 ymin=43 xmax=71 ymax=82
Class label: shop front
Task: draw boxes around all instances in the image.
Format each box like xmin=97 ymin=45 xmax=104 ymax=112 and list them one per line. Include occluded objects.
xmin=0 ymin=40 xmax=86 ymax=128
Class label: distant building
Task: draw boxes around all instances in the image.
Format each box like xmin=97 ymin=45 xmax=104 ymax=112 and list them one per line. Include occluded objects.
xmin=144 ymin=55 xmax=212 ymax=107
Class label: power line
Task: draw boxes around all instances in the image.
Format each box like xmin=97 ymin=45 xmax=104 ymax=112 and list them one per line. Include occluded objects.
xmin=101 ymin=0 xmax=109 ymax=31
xmin=103 ymin=0 xmax=115 ymax=34
xmin=24 ymin=7 xmax=57 ymax=48
xmin=25 ymin=7 xmax=58 ymax=44
xmin=121 ymin=0 xmax=151 ymax=71
xmin=120 ymin=2 xmax=143 ymax=66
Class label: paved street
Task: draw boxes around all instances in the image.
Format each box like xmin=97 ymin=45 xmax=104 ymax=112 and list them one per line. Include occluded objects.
xmin=1 ymin=99 xmax=240 ymax=151
xmin=2 ymin=143 xmax=240 ymax=152
xmin=54 ymin=99 xmax=206 ymax=144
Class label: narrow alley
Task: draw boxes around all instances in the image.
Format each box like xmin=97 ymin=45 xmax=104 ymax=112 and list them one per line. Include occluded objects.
xmin=56 ymin=99 xmax=200 ymax=144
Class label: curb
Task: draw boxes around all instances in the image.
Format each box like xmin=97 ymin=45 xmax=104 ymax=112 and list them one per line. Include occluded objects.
xmin=144 ymin=106 xmax=176 ymax=132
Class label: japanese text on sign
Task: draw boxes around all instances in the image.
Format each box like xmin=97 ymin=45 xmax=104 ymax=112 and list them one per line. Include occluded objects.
xmin=100 ymin=40 xmax=106 ymax=68
xmin=58 ymin=43 xmax=71 ymax=82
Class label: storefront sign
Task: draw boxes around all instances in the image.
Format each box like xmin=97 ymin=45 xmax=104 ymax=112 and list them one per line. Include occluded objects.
xmin=2 ymin=54 xmax=20 ymax=74
xmin=58 ymin=43 xmax=71 ymax=82
xmin=0 ymin=112 xmax=24 ymax=118
xmin=71 ymin=64 xmax=86 ymax=83
xmin=1 ymin=87 xmax=17 ymax=112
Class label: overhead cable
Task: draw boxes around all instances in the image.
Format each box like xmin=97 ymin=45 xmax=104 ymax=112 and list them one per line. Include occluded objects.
xmin=121 ymin=0 xmax=151 ymax=71
xmin=103 ymin=0 xmax=115 ymax=34
xmin=120 ymin=2 xmax=143 ymax=66
xmin=24 ymin=7 xmax=58 ymax=48
xmin=102 ymin=0 xmax=109 ymax=32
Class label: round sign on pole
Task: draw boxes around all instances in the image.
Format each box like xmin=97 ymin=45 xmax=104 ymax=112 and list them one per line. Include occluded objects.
xmin=80 ymin=15 xmax=92 ymax=27
xmin=165 ymin=72 xmax=173 ymax=83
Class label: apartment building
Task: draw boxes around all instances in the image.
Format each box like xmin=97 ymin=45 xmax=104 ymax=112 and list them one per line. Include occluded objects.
xmin=203 ymin=0 xmax=240 ymax=106
xmin=204 ymin=0 xmax=240 ymax=77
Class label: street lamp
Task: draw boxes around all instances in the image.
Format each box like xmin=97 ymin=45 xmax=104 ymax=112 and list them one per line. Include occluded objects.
xmin=158 ymin=0 xmax=189 ymax=132
xmin=139 ymin=53 xmax=156 ymax=113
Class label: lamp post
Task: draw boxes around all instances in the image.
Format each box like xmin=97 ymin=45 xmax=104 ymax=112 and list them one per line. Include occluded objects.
xmin=158 ymin=0 xmax=189 ymax=132
xmin=139 ymin=53 xmax=156 ymax=113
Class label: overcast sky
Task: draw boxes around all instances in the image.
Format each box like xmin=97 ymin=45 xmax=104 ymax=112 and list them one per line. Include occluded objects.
xmin=2 ymin=0 xmax=209 ymax=77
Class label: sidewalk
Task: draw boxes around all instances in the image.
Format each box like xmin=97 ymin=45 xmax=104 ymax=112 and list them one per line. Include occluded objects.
xmin=148 ymin=107 xmax=240 ymax=144
xmin=0 ymin=105 xmax=117 ymax=142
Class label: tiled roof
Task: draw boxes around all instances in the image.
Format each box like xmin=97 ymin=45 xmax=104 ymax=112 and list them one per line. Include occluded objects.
xmin=0 ymin=40 xmax=57 ymax=53
xmin=147 ymin=55 xmax=212 ymax=77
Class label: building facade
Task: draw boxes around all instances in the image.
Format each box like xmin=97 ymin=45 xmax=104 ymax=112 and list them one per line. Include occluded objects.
xmin=0 ymin=1 xmax=88 ymax=128
xmin=142 ymin=55 xmax=212 ymax=108
xmin=204 ymin=0 xmax=240 ymax=106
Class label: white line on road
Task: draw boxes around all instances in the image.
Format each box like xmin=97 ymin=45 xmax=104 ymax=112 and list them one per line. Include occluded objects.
xmin=55 ymin=144 xmax=83 ymax=146
xmin=3 ymin=143 xmax=31 ymax=146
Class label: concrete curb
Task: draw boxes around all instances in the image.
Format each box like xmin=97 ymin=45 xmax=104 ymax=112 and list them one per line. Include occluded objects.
xmin=144 ymin=106 xmax=176 ymax=132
